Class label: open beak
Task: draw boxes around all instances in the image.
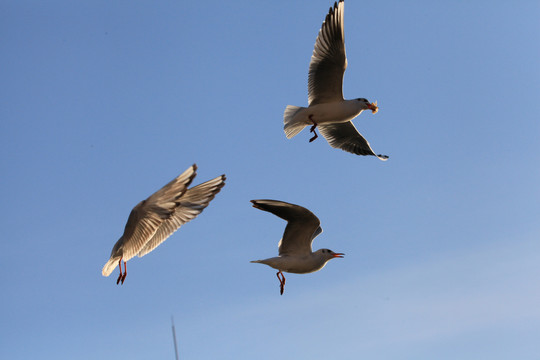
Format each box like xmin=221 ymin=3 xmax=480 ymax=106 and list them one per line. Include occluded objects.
xmin=369 ymin=100 xmax=378 ymax=114
xmin=333 ymin=253 xmax=345 ymax=258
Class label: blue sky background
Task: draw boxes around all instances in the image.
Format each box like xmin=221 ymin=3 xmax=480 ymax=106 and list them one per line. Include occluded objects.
xmin=1 ymin=0 xmax=539 ymax=359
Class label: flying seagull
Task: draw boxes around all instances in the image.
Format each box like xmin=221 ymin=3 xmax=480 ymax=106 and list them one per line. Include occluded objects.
xmin=250 ymin=200 xmax=344 ymax=295
xmin=283 ymin=0 xmax=388 ymax=160
xmin=102 ymin=164 xmax=226 ymax=284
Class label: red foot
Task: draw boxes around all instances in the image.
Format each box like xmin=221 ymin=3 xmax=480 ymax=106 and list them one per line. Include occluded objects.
xmin=116 ymin=259 xmax=127 ymax=285
xmin=276 ymin=271 xmax=286 ymax=295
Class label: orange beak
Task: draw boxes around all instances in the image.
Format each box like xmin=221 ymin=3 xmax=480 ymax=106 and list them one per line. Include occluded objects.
xmin=333 ymin=253 xmax=345 ymax=258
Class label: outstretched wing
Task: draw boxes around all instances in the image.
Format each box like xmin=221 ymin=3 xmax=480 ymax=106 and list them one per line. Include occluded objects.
xmin=137 ymin=174 xmax=226 ymax=257
xmin=308 ymin=0 xmax=347 ymax=105
xmin=251 ymin=199 xmax=321 ymax=256
xmin=319 ymin=122 xmax=389 ymax=160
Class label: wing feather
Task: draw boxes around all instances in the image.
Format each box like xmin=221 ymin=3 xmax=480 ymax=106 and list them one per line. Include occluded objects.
xmin=319 ymin=122 xmax=389 ymax=160
xmin=137 ymin=175 xmax=226 ymax=257
xmin=308 ymin=0 xmax=346 ymax=105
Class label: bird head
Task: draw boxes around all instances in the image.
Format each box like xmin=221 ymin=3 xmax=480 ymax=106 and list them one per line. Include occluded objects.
xmin=356 ymin=98 xmax=379 ymax=114
xmin=319 ymin=248 xmax=345 ymax=260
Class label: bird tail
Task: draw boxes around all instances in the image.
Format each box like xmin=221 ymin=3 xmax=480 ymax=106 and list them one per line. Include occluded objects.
xmin=102 ymin=257 xmax=120 ymax=277
xmin=283 ymin=105 xmax=306 ymax=139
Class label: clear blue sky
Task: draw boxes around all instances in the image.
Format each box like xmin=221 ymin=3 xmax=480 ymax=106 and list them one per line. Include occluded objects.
xmin=1 ymin=1 xmax=539 ymax=359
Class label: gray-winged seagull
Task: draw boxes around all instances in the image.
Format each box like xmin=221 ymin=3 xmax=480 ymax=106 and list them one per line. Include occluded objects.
xmin=283 ymin=0 xmax=388 ymax=160
xmin=102 ymin=164 xmax=226 ymax=284
xmin=250 ymin=200 xmax=344 ymax=295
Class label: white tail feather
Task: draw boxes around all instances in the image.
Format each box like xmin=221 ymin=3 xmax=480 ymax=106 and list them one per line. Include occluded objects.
xmin=283 ymin=105 xmax=306 ymax=139
xmin=102 ymin=257 xmax=120 ymax=276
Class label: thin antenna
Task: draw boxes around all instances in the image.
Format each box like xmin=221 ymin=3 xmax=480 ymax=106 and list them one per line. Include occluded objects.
xmin=171 ymin=316 xmax=179 ymax=360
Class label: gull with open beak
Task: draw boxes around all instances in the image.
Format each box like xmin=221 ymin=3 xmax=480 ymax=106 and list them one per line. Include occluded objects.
xmin=250 ymin=200 xmax=344 ymax=295
xmin=283 ymin=0 xmax=388 ymax=160
xmin=102 ymin=164 xmax=226 ymax=285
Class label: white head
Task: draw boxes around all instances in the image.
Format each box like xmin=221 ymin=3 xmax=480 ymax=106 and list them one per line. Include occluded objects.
xmin=356 ymin=98 xmax=378 ymax=114
xmin=316 ymin=248 xmax=345 ymax=261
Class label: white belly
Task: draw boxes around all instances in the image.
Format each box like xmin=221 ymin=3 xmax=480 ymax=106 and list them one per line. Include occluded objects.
xmin=305 ymin=101 xmax=363 ymax=125
xmin=255 ymin=255 xmax=327 ymax=274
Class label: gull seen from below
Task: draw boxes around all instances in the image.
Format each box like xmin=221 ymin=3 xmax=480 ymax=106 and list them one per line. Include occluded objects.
xmin=102 ymin=164 xmax=226 ymax=284
xmin=250 ymin=200 xmax=344 ymax=295
xmin=283 ymin=0 xmax=388 ymax=160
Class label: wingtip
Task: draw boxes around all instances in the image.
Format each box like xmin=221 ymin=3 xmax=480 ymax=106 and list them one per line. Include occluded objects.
xmin=187 ymin=164 xmax=198 ymax=187
xmin=250 ymin=200 xmax=265 ymax=210
xmin=216 ymin=174 xmax=227 ymax=191
xmin=331 ymin=0 xmax=342 ymax=13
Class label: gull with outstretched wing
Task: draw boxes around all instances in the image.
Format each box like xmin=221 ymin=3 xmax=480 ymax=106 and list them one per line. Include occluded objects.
xmin=250 ymin=200 xmax=344 ymax=295
xmin=283 ymin=0 xmax=388 ymax=160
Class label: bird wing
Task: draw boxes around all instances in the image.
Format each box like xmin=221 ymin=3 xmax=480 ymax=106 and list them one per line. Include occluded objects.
xmin=318 ymin=122 xmax=389 ymax=160
xmin=137 ymin=174 xmax=226 ymax=257
xmin=308 ymin=0 xmax=347 ymax=106
xmin=251 ymin=199 xmax=321 ymax=256
xmin=112 ymin=164 xmax=198 ymax=262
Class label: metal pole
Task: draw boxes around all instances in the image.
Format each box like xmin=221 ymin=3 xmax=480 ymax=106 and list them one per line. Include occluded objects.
xmin=171 ymin=316 xmax=179 ymax=360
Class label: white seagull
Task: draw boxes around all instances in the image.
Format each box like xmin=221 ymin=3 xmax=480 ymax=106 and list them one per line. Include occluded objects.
xmin=283 ymin=0 xmax=388 ymax=160
xmin=250 ymin=200 xmax=344 ymax=295
xmin=102 ymin=164 xmax=226 ymax=284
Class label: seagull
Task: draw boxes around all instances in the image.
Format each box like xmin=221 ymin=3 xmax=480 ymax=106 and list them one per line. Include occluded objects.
xmin=102 ymin=164 xmax=226 ymax=284
xmin=283 ymin=0 xmax=388 ymax=160
xmin=250 ymin=200 xmax=344 ymax=295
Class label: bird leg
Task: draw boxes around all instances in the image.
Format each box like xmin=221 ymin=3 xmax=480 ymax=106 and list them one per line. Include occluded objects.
xmin=308 ymin=115 xmax=318 ymax=142
xmin=116 ymin=258 xmax=127 ymax=285
xmin=116 ymin=258 xmax=123 ymax=285
xmin=276 ymin=271 xmax=286 ymax=295
xmin=120 ymin=261 xmax=127 ymax=285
